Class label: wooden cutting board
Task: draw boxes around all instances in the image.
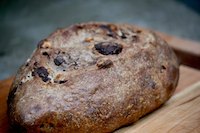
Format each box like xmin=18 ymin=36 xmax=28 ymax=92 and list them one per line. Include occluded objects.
xmin=0 ymin=31 xmax=200 ymax=132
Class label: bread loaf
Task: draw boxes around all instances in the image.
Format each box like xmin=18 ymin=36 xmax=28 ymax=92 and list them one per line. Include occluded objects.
xmin=7 ymin=22 xmax=179 ymax=133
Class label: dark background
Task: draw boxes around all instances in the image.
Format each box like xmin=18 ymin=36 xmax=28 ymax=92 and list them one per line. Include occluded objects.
xmin=0 ymin=0 xmax=200 ymax=80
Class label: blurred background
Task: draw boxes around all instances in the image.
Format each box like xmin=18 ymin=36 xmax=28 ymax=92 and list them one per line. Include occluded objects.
xmin=0 ymin=0 xmax=200 ymax=80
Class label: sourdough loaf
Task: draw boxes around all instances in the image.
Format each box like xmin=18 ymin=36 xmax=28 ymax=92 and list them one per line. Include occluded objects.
xmin=7 ymin=22 xmax=179 ymax=133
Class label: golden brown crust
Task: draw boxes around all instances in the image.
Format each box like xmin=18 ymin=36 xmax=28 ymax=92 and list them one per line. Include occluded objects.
xmin=7 ymin=22 xmax=179 ymax=133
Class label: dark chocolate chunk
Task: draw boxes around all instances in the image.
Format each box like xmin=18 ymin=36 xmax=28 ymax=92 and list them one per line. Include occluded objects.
xmin=34 ymin=67 xmax=50 ymax=82
xmin=42 ymin=52 xmax=49 ymax=56
xmin=42 ymin=52 xmax=50 ymax=59
xmin=94 ymin=42 xmax=123 ymax=55
xmin=54 ymin=79 xmax=68 ymax=84
xmin=54 ymin=56 xmax=65 ymax=66
xmin=59 ymin=80 xmax=67 ymax=84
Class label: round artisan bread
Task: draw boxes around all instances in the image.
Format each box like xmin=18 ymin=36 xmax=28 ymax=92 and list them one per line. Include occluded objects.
xmin=7 ymin=22 xmax=179 ymax=133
